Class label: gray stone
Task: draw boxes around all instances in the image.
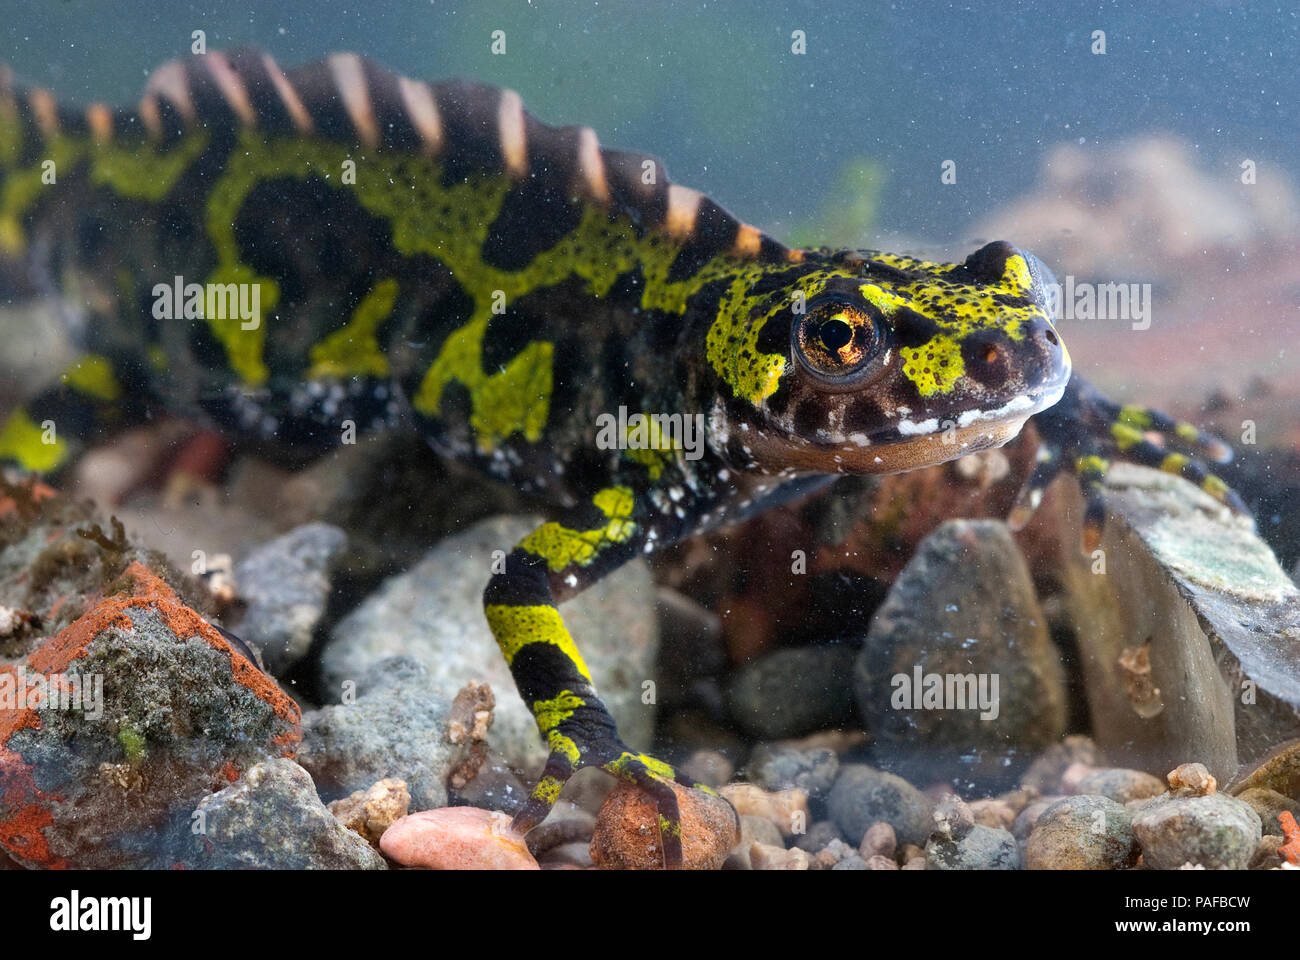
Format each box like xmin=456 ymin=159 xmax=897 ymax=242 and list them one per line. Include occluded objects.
xmin=827 ymin=764 xmax=932 ymax=848
xmin=1131 ymin=792 xmax=1262 ymax=870
xmin=746 ymin=743 xmax=839 ymax=797
xmin=1024 ymin=795 xmax=1138 ymax=870
xmin=191 ymin=759 xmax=386 ymax=869
xmin=854 ymin=520 xmax=1067 ymax=789
xmin=725 ymin=646 xmax=856 ymax=739
xmin=297 ymin=656 xmax=455 ymax=812
xmin=234 ymin=522 xmax=347 ymax=674
xmin=319 ymin=515 xmax=658 ymax=772
xmin=926 ymin=824 xmax=1020 ymax=870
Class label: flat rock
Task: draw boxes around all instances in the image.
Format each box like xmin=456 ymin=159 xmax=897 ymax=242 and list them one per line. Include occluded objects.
xmin=1049 ymin=464 xmax=1300 ymax=781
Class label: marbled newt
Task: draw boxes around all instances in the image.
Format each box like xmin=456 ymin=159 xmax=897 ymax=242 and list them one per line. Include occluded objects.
xmin=0 ymin=50 xmax=1244 ymax=867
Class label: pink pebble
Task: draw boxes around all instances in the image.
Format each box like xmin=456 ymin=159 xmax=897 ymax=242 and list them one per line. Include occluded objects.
xmin=379 ymin=807 xmax=540 ymax=870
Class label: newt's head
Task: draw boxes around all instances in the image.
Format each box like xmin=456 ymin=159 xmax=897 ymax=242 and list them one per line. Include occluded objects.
xmin=706 ymin=240 xmax=1070 ymax=474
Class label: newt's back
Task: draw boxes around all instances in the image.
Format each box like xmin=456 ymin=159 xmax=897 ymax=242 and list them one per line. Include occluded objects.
xmin=0 ymin=48 xmax=791 ymax=499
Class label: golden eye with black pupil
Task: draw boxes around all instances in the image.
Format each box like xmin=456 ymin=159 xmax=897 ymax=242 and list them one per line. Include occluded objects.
xmin=791 ymin=296 xmax=888 ymax=389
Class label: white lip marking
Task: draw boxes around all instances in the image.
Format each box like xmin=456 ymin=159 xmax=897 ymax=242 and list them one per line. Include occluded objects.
xmin=956 ymin=384 xmax=1067 ymax=428
xmin=897 ymin=384 xmax=1066 ymax=438
xmin=898 ymin=417 xmax=940 ymax=436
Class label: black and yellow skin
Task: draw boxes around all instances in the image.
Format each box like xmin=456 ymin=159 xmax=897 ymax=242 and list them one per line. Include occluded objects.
xmin=0 ymin=50 xmax=1244 ymax=866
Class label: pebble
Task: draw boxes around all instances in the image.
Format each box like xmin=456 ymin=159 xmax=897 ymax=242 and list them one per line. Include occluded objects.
xmin=812 ymin=838 xmax=857 ymax=870
xmin=1131 ymin=793 xmax=1263 ymax=870
xmin=1074 ymin=768 xmax=1166 ymax=804
xmin=1248 ymin=835 xmax=1286 ymax=870
xmin=931 ymin=793 xmax=976 ymax=840
xmin=379 ymin=806 xmax=538 ymax=870
xmin=864 ymin=854 xmax=899 ymax=870
xmin=750 ymin=842 xmax=812 ymax=870
xmin=1024 ymin=795 xmax=1138 ymax=870
xmin=725 ymin=815 xmax=785 ymax=870
xmin=590 ymin=780 xmax=738 ymax=870
xmin=1060 ymin=762 xmax=1097 ymax=795
xmin=328 ymin=777 xmax=411 ymax=849
xmin=0 ymin=562 xmax=303 ymax=868
xmin=830 ymin=855 xmax=869 ymax=870
xmin=1021 ymin=736 xmax=1102 ymax=794
xmin=678 ymin=749 xmax=734 ymax=789
xmin=719 ymin=783 xmax=809 ymax=837
xmin=1012 ymin=796 xmax=1066 ymax=842
xmin=969 ymin=798 xmax=1017 ymax=831
xmin=926 ymin=824 xmax=1020 ymax=870
xmin=860 ymin=821 xmax=897 ymax=860
xmin=746 ymin=743 xmax=840 ymax=797
xmin=899 ymin=843 xmax=926 ymax=863
xmin=1167 ymin=762 xmax=1217 ymax=796
xmin=828 ymin=764 xmax=933 ymax=848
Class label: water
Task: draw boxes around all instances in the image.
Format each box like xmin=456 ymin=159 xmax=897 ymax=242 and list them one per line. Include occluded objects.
xmin=5 ymin=0 xmax=1297 ymax=245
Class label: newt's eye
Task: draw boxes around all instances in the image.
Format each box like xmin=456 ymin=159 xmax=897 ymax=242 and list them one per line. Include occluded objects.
xmin=792 ymin=296 xmax=888 ymax=389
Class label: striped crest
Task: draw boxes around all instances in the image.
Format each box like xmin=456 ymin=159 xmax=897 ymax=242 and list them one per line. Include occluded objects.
xmin=2 ymin=48 xmax=795 ymax=264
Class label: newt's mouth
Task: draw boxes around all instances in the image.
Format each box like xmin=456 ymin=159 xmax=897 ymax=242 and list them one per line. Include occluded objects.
xmin=888 ymin=383 xmax=1067 ymax=443
xmin=847 ymin=379 xmax=1068 ymax=473
xmin=747 ymin=379 xmax=1069 ymax=476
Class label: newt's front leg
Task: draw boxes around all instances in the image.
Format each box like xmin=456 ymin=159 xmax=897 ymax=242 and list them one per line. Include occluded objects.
xmin=1014 ymin=373 xmax=1247 ymax=548
xmin=482 ymin=483 xmax=708 ymax=868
